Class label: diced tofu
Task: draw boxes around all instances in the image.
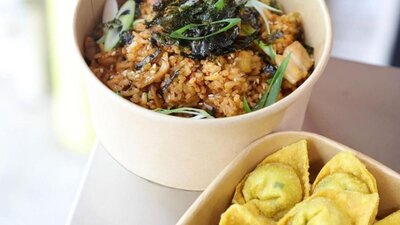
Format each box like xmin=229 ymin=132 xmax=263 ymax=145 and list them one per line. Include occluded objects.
xmin=275 ymin=54 xmax=307 ymax=85
xmin=276 ymin=41 xmax=314 ymax=85
xmin=284 ymin=41 xmax=314 ymax=72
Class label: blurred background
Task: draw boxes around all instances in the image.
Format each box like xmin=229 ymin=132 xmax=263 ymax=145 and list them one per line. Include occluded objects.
xmin=0 ymin=0 xmax=399 ymax=224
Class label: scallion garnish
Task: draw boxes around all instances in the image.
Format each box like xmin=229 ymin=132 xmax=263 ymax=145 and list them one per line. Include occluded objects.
xmin=254 ymin=39 xmax=276 ymax=61
xmin=245 ymin=0 xmax=281 ymax=34
xmin=169 ymin=18 xmax=241 ymax=41
xmin=104 ymin=26 xmax=122 ymax=52
xmin=214 ymin=0 xmax=225 ymax=11
xmin=243 ymin=97 xmax=252 ymax=113
xmin=155 ymin=107 xmax=215 ymax=119
xmin=246 ymin=0 xmax=282 ymax=14
xmin=254 ymin=53 xmax=291 ymax=110
xmin=102 ymin=0 xmax=136 ymax=52
xmin=116 ymin=1 xmax=136 ymax=31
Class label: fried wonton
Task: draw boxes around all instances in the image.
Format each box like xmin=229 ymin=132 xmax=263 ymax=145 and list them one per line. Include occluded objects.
xmin=278 ymin=190 xmax=379 ymax=225
xmin=219 ymin=203 xmax=276 ymax=225
xmin=312 ymin=152 xmax=378 ymax=194
xmin=375 ymin=210 xmax=400 ymax=225
xmin=232 ymin=140 xmax=310 ymax=220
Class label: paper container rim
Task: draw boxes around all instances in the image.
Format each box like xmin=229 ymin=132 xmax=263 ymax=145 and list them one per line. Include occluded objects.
xmin=178 ymin=131 xmax=400 ymax=224
xmin=72 ymin=0 xmax=333 ymax=124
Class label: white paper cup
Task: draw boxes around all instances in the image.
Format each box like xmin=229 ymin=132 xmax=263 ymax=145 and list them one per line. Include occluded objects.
xmin=73 ymin=0 xmax=333 ymax=190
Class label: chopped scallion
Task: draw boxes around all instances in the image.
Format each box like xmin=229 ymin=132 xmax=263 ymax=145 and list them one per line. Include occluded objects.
xmin=255 ymin=40 xmax=276 ymax=61
xmin=254 ymin=53 xmax=291 ymax=110
xmin=214 ymin=0 xmax=225 ymax=11
xmin=265 ymin=53 xmax=291 ymax=106
xmin=245 ymin=0 xmax=282 ymax=34
xmin=103 ymin=0 xmax=136 ymax=52
xmin=155 ymin=107 xmax=215 ymax=119
xmin=243 ymin=97 xmax=252 ymax=113
xmin=169 ymin=18 xmax=241 ymax=41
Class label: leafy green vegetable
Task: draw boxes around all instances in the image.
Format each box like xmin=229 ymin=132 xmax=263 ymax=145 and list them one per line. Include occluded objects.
xmin=243 ymin=97 xmax=252 ymax=113
xmin=254 ymin=54 xmax=291 ymax=110
xmin=155 ymin=107 xmax=215 ymax=119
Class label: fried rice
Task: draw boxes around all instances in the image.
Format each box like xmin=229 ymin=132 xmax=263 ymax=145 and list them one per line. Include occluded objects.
xmin=84 ymin=1 xmax=312 ymax=117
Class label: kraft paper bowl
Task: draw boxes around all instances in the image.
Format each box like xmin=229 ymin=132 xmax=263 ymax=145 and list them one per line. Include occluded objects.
xmin=177 ymin=131 xmax=400 ymax=224
xmin=73 ymin=0 xmax=333 ymax=190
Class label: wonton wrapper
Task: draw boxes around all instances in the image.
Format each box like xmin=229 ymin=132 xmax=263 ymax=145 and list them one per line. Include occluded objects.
xmin=278 ymin=190 xmax=379 ymax=225
xmin=312 ymin=152 xmax=378 ymax=194
xmin=375 ymin=210 xmax=400 ymax=225
xmin=232 ymin=140 xmax=310 ymax=220
xmin=219 ymin=203 xmax=276 ymax=225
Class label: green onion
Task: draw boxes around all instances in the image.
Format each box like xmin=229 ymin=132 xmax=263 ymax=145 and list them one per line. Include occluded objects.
xmin=247 ymin=0 xmax=282 ymax=14
xmin=243 ymin=97 xmax=252 ymax=113
xmin=154 ymin=107 xmax=215 ymax=119
xmin=104 ymin=26 xmax=122 ymax=52
xmin=116 ymin=0 xmax=136 ymax=30
xmin=265 ymin=53 xmax=291 ymax=106
xmin=214 ymin=0 xmax=225 ymax=11
xmin=169 ymin=18 xmax=241 ymax=41
xmin=254 ymin=54 xmax=291 ymax=110
xmin=254 ymin=40 xmax=275 ymax=61
xmin=245 ymin=0 xmax=282 ymax=34
xmin=241 ymin=24 xmax=256 ymax=36
xmin=103 ymin=0 xmax=136 ymax=52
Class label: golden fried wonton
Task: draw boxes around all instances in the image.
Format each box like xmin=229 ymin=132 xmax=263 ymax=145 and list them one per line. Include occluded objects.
xmin=375 ymin=210 xmax=400 ymax=225
xmin=219 ymin=203 xmax=276 ymax=225
xmin=232 ymin=140 xmax=310 ymax=220
xmin=312 ymin=152 xmax=378 ymax=194
xmin=278 ymin=190 xmax=379 ymax=225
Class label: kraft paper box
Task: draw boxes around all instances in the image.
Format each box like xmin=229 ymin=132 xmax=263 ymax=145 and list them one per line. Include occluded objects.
xmin=178 ymin=132 xmax=400 ymax=224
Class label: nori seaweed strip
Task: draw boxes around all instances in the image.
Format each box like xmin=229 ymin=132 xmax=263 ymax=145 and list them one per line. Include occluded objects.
xmin=120 ymin=30 xmax=134 ymax=45
xmin=161 ymin=70 xmax=180 ymax=92
xmin=203 ymin=103 xmax=217 ymax=117
xmin=135 ymin=48 xmax=161 ymax=70
xmin=266 ymin=30 xmax=283 ymax=44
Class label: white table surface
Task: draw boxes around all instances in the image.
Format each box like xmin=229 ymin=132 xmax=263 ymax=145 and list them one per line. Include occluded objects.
xmin=67 ymin=58 xmax=400 ymax=225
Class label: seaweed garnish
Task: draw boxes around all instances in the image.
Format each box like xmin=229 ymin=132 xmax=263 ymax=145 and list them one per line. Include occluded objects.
xmin=263 ymin=64 xmax=277 ymax=76
xmin=161 ymin=70 xmax=180 ymax=92
xmin=150 ymin=0 xmax=261 ymax=59
xmin=203 ymin=102 xmax=217 ymax=117
xmin=304 ymin=44 xmax=314 ymax=55
xmin=120 ymin=30 xmax=134 ymax=45
xmin=266 ymin=30 xmax=284 ymax=44
xmin=135 ymin=48 xmax=162 ymax=69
